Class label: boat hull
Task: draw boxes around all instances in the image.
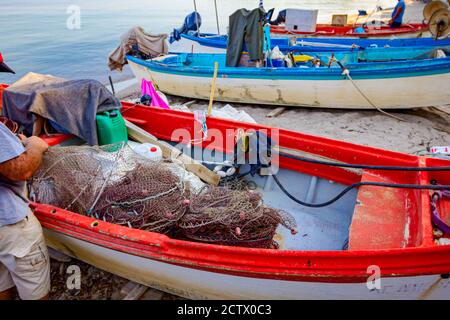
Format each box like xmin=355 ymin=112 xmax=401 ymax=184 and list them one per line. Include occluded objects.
xmin=45 ymin=228 xmax=450 ymax=300
xmin=169 ymin=34 xmax=450 ymax=55
xmin=269 ymin=24 xmax=429 ymax=39
xmin=170 ymin=36 xmax=225 ymax=54
xmin=128 ymin=59 xmax=450 ymax=109
xmin=42 ymin=224 xmax=450 ymax=300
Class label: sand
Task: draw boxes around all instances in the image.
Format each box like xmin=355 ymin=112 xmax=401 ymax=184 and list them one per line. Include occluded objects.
xmin=118 ymin=84 xmax=449 ymax=155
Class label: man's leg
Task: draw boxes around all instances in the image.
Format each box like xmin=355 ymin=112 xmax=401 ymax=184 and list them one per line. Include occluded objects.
xmin=3 ymin=213 xmax=51 ymax=300
xmin=390 ymin=21 xmax=402 ymax=28
xmin=0 ymin=262 xmax=16 ymax=300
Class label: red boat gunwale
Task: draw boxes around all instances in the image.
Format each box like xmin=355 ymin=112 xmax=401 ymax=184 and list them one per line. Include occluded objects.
xmin=1 ymin=85 xmax=449 ymax=282
xmin=33 ymin=202 xmax=450 ymax=283
xmin=270 ymin=23 xmax=428 ymax=37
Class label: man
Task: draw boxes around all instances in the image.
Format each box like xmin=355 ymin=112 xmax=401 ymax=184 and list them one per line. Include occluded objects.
xmin=0 ymin=54 xmax=51 ymax=300
xmin=389 ymin=0 xmax=406 ymax=28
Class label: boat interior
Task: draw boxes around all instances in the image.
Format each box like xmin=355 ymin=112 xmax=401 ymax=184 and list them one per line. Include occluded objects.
xmin=192 ymin=33 xmax=450 ymax=48
xmin=157 ymin=47 xmax=450 ymax=70
xmin=45 ymin=104 xmax=450 ymax=253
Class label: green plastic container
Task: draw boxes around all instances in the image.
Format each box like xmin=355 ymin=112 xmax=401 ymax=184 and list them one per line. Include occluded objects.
xmin=96 ymin=110 xmax=128 ymax=146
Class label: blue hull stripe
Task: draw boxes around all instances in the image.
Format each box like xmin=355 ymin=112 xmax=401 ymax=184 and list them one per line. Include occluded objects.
xmin=127 ymin=55 xmax=450 ymax=81
xmin=180 ymin=33 xmax=450 ymax=53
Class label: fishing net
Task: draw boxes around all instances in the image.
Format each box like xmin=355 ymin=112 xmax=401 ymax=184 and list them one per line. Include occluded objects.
xmin=179 ymin=186 xmax=297 ymax=248
xmin=30 ymin=143 xmax=297 ymax=248
xmin=30 ymin=143 xmax=188 ymax=233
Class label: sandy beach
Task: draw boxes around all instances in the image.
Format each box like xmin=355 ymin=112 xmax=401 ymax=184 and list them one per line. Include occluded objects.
xmin=117 ymin=84 xmax=449 ymax=155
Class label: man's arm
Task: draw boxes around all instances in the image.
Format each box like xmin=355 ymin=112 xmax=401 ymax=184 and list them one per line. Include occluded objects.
xmin=390 ymin=5 xmax=403 ymax=24
xmin=0 ymin=136 xmax=48 ymax=181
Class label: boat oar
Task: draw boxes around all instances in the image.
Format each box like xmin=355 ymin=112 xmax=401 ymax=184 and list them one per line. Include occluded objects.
xmin=207 ymin=61 xmax=219 ymax=117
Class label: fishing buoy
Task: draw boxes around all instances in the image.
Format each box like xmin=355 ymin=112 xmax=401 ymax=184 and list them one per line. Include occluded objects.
xmin=217 ymin=171 xmax=227 ymax=178
xmin=225 ymin=167 xmax=236 ymax=176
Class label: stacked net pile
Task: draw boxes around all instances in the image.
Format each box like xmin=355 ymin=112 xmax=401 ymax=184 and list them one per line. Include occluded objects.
xmin=30 ymin=144 xmax=297 ymax=248
xmin=178 ymin=186 xmax=298 ymax=248
xmin=30 ymin=144 xmax=188 ymax=233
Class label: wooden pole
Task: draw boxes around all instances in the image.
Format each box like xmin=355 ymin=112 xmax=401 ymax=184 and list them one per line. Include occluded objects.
xmin=208 ymin=62 xmax=219 ymax=117
xmin=193 ymin=0 xmax=200 ymax=35
xmin=214 ymin=0 xmax=220 ymax=35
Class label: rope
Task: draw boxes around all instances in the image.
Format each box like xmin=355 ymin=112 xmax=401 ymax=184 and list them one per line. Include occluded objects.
xmin=342 ymin=69 xmax=407 ymax=122
xmin=276 ymin=151 xmax=450 ymax=171
xmin=431 ymin=191 xmax=450 ymax=234
xmin=88 ymin=142 xmax=126 ymax=214
xmin=273 ymin=174 xmax=450 ymax=208
xmin=329 ymin=56 xmax=450 ymax=134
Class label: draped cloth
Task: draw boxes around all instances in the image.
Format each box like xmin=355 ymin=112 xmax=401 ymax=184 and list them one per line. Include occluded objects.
xmin=226 ymin=8 xmax=265 ymax=67
xmin=108 ymin=26 xmax=169 ymax=72
xmin=2 ymin=72 xmax=121 ymax=145
xmin=141 ymin=79 xmax=170 ymax=110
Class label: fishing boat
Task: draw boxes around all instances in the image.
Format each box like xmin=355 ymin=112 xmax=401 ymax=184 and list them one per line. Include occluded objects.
xmin=1 ymin=85 xmax=449 ymax=298
xmin=127 ymin=48 xmax=450 ymax=109
xmin=169 ymin=32 xmax=450 ymax=54
xmin=0 ymin=93 xmax=445 ymax=299
xmin=269 ymin=23 xmax=429 ymax=38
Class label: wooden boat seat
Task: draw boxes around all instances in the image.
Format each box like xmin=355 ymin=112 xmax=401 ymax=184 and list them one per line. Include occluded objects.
xmin=348 ymin=171 xmax=412 ymax=250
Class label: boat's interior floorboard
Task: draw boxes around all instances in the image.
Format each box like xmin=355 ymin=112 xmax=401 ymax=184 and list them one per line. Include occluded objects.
xmin=246 ymin=169 xmax=357 ymax=251
xmin=184 ymin=146 xmax=358 ymax=251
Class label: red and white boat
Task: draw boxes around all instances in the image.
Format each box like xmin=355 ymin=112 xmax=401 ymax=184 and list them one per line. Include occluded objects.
xmin=1 ymin=86 xmax=449 ymax=299
xmin=270 ymin=23 xmax=429 ymax=38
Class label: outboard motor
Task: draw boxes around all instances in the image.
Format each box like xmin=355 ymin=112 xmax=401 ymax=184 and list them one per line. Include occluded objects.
xmin=171 ymin=12 xmax=202 ymax=42
xmin=270 ymin=9 xmax=286 ymax=26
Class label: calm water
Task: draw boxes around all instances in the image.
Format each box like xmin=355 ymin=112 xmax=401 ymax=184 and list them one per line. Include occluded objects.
xmin=0 ymin=0 xmax=398 ymax=84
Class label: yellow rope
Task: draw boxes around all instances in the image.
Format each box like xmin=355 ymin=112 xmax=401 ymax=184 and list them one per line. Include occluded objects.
xmin=343 ymin=70 xmax=407 ymax=122
xmin=344 ymin=70 xmax=450 ymax=134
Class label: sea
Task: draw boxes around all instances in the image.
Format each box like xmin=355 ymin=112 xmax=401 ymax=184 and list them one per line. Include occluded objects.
xmin=0 ymin=0 xmax=399 ymax=84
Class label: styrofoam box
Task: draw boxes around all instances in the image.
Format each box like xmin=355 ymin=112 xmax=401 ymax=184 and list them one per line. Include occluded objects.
xmin=285 ymin=9 xmax=318 ymax=33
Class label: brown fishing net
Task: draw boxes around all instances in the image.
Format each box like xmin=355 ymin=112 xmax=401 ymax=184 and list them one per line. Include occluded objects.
xmin=179 ymin=186 xmax=298 ymax=248
xmin=30 ymin=143 xmax=297 ymax=248
xmin=30 ymin=143 xmax=188 ymax=233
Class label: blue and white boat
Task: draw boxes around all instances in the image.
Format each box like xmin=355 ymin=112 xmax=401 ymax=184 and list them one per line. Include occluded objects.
xmin=127 ymin=47 xmax=450 ymax=110
xmin=169 ymin=33 xmax=450 ymax=54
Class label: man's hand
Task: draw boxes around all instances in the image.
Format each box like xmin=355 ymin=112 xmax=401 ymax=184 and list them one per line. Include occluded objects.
xmin=0 ymin=136 xmax=49 ymax=181
xmin=22 ymin=136 xmax=49 ymax=153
